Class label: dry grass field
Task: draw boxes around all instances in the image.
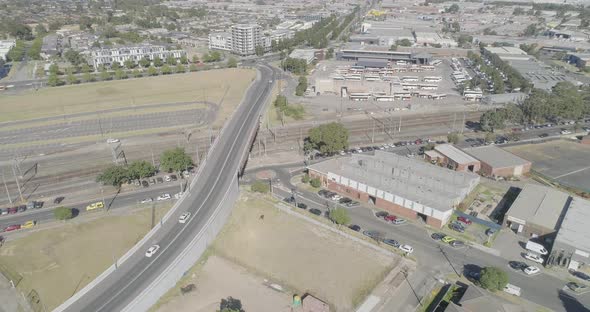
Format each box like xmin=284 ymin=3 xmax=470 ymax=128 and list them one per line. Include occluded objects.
xmin=0 ymin=203 xmax=172 ymax=310
xmin=0 ymin=68 xmax=256 ymax=123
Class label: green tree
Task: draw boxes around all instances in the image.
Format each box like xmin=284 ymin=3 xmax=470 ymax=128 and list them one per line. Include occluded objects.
xmin=446 ymin=3 xmax=460 ymax=13
xmin=180 ymin=55 xmax=188 ymax=64
xmin=326 ymin=47 xmax=334 ymax=59
xmin=66 ymin=69 xmax=78 ymax=84
xmin=396 ymin=39 xmax=412 ymax=47
xmin=480 ymin=110 xmax=505 ymax=132
xmin=132 ymin=69 xmax=143 ymax=78
xmin=192 ymin=55 xmax=199 ymax=63
xmin=175 ymin=63 xmax=185 ymax=73
xmin=153 ymin=56 xmax=163 ymax=67
xmin=63 ymin=50 xmax=86 ymax=66
xmin=389 ymin=44 xmax=397 ymax=51
xmin=189 ymin=64 xmax=198 ymax=72
xmin=124 ymin=59 xmax=136 ymax=69
xmin=447 ymin=132 xmax=460 ymax=144
xmin=302 ymin=174 xmax=310 ymax=183
xmin=307 ymin=122 xmax=349 ymax=154
xmin=227 ymin=57 xmax=238 ymax=68
xmin=47 ymin=72 xmax=61 ymax=87
xmin=28 ymin=37 xmax=43 ymax=60
xmin=147 ymin=66 xmax=158 ymax=76
xmin=35 ymin=24 xmax=48 ymax=36
xmin=139 ymin=57 xmax=151 ymax=68
xmin=310 ymin=178 xmax=321 ymax=188
xmin=484 ymin=132 xmax=496 ymax=143
xmin=250 ymin=180 xmax=270 ymax=193
xmin=219 ymin=297 xmax=243 ymax=312
xmin=166 ymin=55 xmax=177 ymax=65
xmin=479 ymin=267 xmax=509 ymax=291
xmin=111 ymin=62 xmax=121 ymax=70
xmin=54 ymin=207 xmax=73 ymax=220
xmin=255 ymin=45 xmax=264 ymax=56
xmin=329 ymin=208 xmax=350 ymax=225
xmin=160 ymin=147 xmax=192 ymax=172
xmin=100 ymin=69 xmax=112 ymax=81
xmin=115 ymin=69 xmax=127 ymax=80
xmin=127 ymin=160 xmax=156 ymax=179
xmin=295 ymin=76 xmax=308 ymax=96
xmin=6 ymin=40 xmax=25 ymax=62
xmin=161 ymin=64 xmax=172 ymax=74
xmin=96 ymin=165 xmax=129 ymax=186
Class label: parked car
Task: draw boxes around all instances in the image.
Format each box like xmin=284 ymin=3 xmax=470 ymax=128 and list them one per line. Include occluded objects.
xmin=503 ymin=283 xmax=521 ymax=296
xmin=524 ymin=266 xmax=540 ymax=275
xmin=561 ymin=129 xmax=572 ymax=135
xmin=145 ymin=245 xmax=160 ymax=257
xmin=384 ymin=215 xmax=397 ymax=222
xmin=0 ymin=209 xmax=7 ymax=215
xmin=485 ymin=228 xmax=497 ymax=236
xmin=399 ymin=244 xmax=414 ymax=254
xmin=465 ymin=270 xmax=480 ymax=281
xmin=539 ymin=133 xmax=549 ymax=138
xmin=449 ymin=223 xmax=465 ymax=233
xmin=363 ymin=230 xmax=381 ymax=239
xmin=170 ymin=174 xmax=178 ymax=181
xmin=284 ymin=197 xmax=295 ymax=204
xmin=309 ymin=208 xmax=322 ymax=216
xmin=174 ymin=192 xmax=183 ymax=199
xmin=347 ymin=201 xmax=360 ymax=207
xmin=431 ymin=233 xmax=445 ymax=241
xmin=457 ymin=216 xmax=472 ymax=225
xmin=375 ymin=211 xmax=389 ymax=219
xmin=392 ymin=218 xmax=407 ymax=225
xmin=164 ymin=175 xmax=171 ymax=182
xmin=140 ymin=198 xmax=153 ymax=204
xmin=54 ymin=196 xmax=65 ymax=204
xmin=450 ymin=240 xmax=465 ymax=248
xmin=297 ymin=203 xmax=308 ymax=209
xmin=178 ymin=212 xmax=191 ymax=224
xmin=571 ymin=270 xmax=590 ymax=282
xmin=442 ymin=236 xmax=456 ymax=243
xmin=156 ymin=177 xmax=164 ymax=184
xmin=157 ymin=194 xmax=171 ymax=201
xmin=509 ymin=261 xmax=528 ymax=270
xmin=21 ymin=220 xmax=36 ymax=229
xmin=17 ymin=206 xmax=26 ymax=213
xmin=383 ymin=239 xmax=400 ymax=248
xmin=567 ymin=282 xmax=588 ymax=293
xmin=523 ymin=252 xmax=544 ymax=264
xmin=141 ymin=180 xmax=149 ymax=188
xmin=4 ymin=224 xmax=21 ymax=232
xmin=349 ymin=224 xmax=361 ymax=232
xmin=149 ymin=178 xmax=156 ymax=185
xmin=525 ymin=241 xmax=548 ymax=255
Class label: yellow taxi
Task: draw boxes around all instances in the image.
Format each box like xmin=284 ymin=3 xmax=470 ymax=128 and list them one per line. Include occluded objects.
xmin=442 ymin=236 xmax=456 ymax=243
xmin=86 ymin=201 xmax=104 ymax=211
xmin=21 ymin=220 xmax=36 ymax=229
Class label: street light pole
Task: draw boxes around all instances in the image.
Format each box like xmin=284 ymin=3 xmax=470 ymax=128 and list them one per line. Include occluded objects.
xmin=1 ymin=171 xmax=12 ymax=204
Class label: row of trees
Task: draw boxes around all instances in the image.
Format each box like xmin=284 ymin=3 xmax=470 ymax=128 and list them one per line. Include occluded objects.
xmin=281 ymin=57 xmax=308 ymax=75
xmin=97 ymin=148 xmax=192 ymax=187
xmin=480 ymin=82 xmax=590 ymax=131
xmin=273 ymin=95 xmax=304 ymax=121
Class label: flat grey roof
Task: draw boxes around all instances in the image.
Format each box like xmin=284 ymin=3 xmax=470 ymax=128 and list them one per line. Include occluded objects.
xmin=464 ymin=145 xmax=530 ymax=169
xmin=555 ymin=197 xmax=590 ymax=252
xmin=507 ymin=184 xmax=570 ymax=230
xmin=435 ymin=144 xmax=479 ymax=164
xmin=308 ymin=151 xmax=480 ymax=213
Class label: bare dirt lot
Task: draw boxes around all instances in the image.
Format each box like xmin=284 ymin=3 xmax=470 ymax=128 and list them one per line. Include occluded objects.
xmin=0 ymin=68 xmax=256 ymax=123
xmin=154 ymin=255 xmax=292 ymax=312
xmin=506 ymin=140 xmax=590 ymax=192
xmin=209 ymin=193 xmax=395 ymax=311
xmin=0 ymin=203 xmax=171 ymax=310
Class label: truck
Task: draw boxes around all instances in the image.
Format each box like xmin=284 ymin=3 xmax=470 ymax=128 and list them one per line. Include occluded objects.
xmin=526 ymin=241 xmax=548 ymax=255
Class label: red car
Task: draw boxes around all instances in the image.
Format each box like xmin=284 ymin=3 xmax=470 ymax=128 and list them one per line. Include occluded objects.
xmin=384 ymin=215 xmax=398 ymax=222
xmin=457 ymin=216 xmax=472 ymax=225
xmin=8 ymin=207 xmax=17 ymax=214
xmin=4 ymin=224 xmax=21 ymax=232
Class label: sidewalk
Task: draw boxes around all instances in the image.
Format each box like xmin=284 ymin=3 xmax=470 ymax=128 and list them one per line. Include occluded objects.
xmin=0 ymin=274 xmax=31 ymax=312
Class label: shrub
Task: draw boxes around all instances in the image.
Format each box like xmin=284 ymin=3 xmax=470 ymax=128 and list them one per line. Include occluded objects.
xmin=310 ymin=178 xmax=321 ymax=188
xmin=54 ymin=207 xmax=73 ymax=220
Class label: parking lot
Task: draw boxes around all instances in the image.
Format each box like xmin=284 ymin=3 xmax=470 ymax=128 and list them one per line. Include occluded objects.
xmin=506 ymin=140 xmax=590 ymax=192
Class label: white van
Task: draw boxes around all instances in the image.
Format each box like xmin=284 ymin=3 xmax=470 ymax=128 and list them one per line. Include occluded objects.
xmin=503 ymin=283 xmax=521 ymax=296
xmin=526 ymin=241 xmax=548 ymax=255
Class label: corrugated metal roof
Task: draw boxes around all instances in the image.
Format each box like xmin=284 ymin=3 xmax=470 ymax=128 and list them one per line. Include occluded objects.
xmin=435 ymin=144 xmax=479 ymax=165
xmin=507 ymin=184 xmax=570 ymax=230
xmin=555 ymin=197 xmax=590 ymax=253
xmin=464 ymin=145 xmax=530 ymax=169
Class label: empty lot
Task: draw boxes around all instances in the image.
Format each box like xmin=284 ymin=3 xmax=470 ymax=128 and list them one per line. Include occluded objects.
xmin=0 ymin=203 xmax=171 ymax=310
xmin=0 ymin=68 xmax=256 ymax=123
xmin=210 ymin=193 xmax=396 ymax=311
xmin=506 ymin=140 xmax=590 ymax=192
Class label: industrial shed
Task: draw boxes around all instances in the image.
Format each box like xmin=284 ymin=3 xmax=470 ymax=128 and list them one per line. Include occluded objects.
xmin=552 ymin=197 xmax=590 ymax=271
xmin=464 ymin=145 xmax=531 ymax=178
xmin=431 ymin=144 xmax=480 ymax=173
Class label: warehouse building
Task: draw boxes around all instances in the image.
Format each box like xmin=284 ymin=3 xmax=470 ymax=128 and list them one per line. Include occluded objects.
xmin=552 ymin=197 xmax=590 ymax=271
xmin=464 ymin=145 xmax=531 ymax=178
xmin=504 ymin=184 xmax=570 ymax=240
xmin=430 ymin=144 xmax=480 ymax=173
xmin=308 ymin=151 xmax=480 ymax=228
xmin=336 ymin=43 xmax=431 ymax=64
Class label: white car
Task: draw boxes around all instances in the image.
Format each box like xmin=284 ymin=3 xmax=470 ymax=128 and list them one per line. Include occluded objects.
xmin=157 ymin=193 xmax=171 ymax=201
xmin=174 ymin=192 xmax=183 ymax=199
xmin=140 ymin=198 xmax=153 ymax=203
xmin=561 ymin=130 xmax=572 ymax=135
xmin=331 ymin=194 xmax=342 ymax=201
xmin=399 ymin=244 xmax=414 ymax=254
xmin=179 ymin=212 xmax=191 ymax=224
xmin=164 ymin=175 xmax=171 ymax=182
xmin=524 ymin=252 xmax=544 ymax=264
xmin=106 ymin=138 xmax=119 ymax=144
xmin=145 ymin=245 xmax=160 ymax=257
xmin=524 ymin=266 xmax=540 ymax=275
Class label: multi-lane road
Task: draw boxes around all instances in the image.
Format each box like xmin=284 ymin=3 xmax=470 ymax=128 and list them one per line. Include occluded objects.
xmin=47 ymin=63 xmax=276 ymax=312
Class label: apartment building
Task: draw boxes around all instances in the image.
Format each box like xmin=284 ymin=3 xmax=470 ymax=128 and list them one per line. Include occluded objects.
xmin=231 ymin=24 xmax=262 ymax=56
xmin=208 ymin=32 xmax=233 ymax=51
xmin=90 ymin=45 xmax=186 ymax=69
xmin=0 ymin=40 xmax=16 ymax=61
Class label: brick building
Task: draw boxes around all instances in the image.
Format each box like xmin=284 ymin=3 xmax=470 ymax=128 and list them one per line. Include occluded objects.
xmin=464 ymin=145 xmax=531 ymax=178
xmin=307 ymin=151 xmax=480 ymax=228
xmin=430 ymin=144 xmax=481 ymax=173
